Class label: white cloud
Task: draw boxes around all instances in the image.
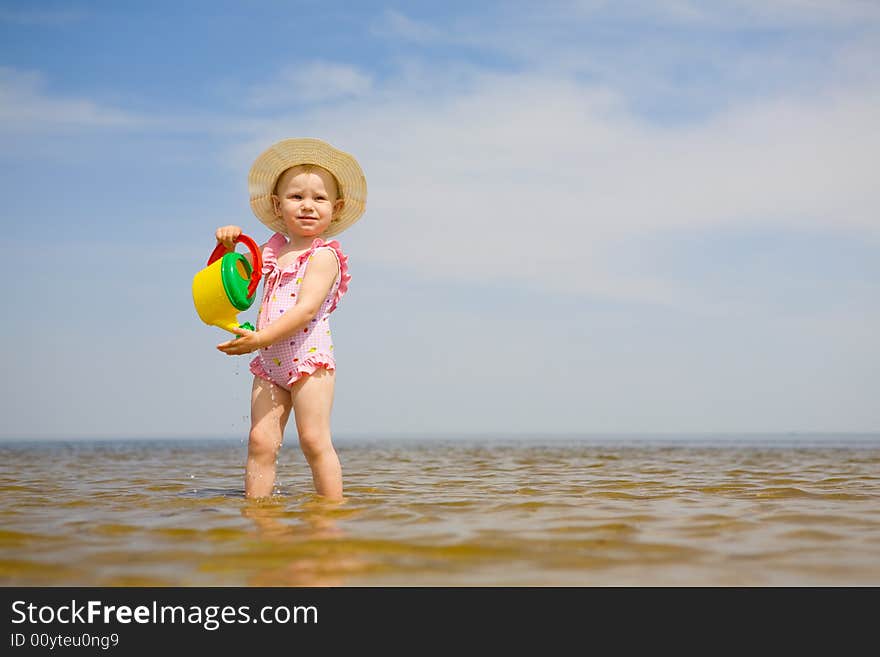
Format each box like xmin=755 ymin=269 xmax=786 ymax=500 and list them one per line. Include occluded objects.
xmin=365 ymin=5 xmax=880 ymax=117
xmin=370 ymin=9 xmax=445 ymax=44
xmin=245 ymin=62 xmax=373 ymax=108
xmin=234 ymin=69 xmax=879 ymax=306
xmin=0 ymin=67 xmax=142 ymax=131
xmin=722 ymin=0 xmax=880 ymax=26
xmin=567 ymin=0 xmax=880 ymax=27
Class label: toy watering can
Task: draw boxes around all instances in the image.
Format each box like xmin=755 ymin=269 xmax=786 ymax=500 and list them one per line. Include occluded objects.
xmin=192 ymin=234 xmax=263 ymax=333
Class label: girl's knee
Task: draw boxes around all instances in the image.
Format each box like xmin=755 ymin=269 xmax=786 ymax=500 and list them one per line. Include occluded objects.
xmin=298 ymin=428 xmax=333 ymax=461
xmin=249 ymin=426 xmax=281 ymax=460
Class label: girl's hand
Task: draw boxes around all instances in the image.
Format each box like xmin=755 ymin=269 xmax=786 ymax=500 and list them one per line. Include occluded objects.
xmin=215 ymin=225 xmax=243 ymax=251
xmin=217 ymin=326 xmax=264 ymax=356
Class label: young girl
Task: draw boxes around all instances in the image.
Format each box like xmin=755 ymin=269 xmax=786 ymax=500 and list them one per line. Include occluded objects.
xmin=214 ymin=138 xmax=366 ymax=501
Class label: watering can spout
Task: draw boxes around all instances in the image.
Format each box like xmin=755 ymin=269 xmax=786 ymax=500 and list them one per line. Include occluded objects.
xmin=192 ymin=234 xmax=262 ymax=333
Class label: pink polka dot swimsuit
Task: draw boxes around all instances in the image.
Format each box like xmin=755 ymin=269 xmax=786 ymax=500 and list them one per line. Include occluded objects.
xmin=249 ymin=233 xmax=351 ymax=391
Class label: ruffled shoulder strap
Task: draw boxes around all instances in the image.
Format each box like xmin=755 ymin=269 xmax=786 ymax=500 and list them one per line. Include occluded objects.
xmin=260 ymin=232 xmax=287 ymax=274
xmin=309 ymin=238 xmax=351 ymax=314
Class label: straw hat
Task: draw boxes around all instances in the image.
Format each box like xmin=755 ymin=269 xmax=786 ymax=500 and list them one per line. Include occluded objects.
xmin=248 ymin=137 xmax=367 ymax=238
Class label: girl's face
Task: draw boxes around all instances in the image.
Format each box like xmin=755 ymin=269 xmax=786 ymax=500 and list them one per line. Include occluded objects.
xmin=271 ymin=166 xmax=343 ymax=239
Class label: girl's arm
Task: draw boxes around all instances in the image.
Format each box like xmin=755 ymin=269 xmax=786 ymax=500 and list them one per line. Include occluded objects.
xmin=216 ymin=249 xmax=339 ymax=356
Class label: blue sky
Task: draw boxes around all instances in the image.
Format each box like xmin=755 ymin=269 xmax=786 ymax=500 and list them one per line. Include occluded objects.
xmin=2 ymin=0 xmax=878 ymax=439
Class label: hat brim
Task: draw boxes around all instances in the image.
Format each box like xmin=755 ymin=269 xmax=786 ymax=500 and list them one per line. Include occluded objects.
xmin=248 ymin=138 xmax=367 ymax=238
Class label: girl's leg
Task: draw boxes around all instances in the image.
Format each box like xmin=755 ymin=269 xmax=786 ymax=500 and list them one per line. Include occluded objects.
xmin=246 ymin=376 xmax=292 ymax=499
xmin=289 ymin=368 xmax=342 ymax=501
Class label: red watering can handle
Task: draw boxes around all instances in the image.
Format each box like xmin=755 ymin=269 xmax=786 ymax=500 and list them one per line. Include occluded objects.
xmin=208 ymin=234 xmax=263 ymax=298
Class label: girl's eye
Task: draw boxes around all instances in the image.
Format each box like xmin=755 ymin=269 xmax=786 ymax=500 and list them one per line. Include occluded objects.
xmin=316 ymin=196 xmax=326 ymax=201
xmin=290 ymin=194 xmax=302 ymax=200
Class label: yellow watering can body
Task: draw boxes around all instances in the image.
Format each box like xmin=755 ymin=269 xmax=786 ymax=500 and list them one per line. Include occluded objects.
xmin=192 ymin=234 xmax=263 ymax=333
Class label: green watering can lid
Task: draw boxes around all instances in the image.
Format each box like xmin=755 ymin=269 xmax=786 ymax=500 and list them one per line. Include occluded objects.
xmin=221 ymin=253 xmax=256 ymax=311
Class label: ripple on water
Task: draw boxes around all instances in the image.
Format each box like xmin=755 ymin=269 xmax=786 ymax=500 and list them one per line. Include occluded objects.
xmin=763 ymin=512 xmax=873 ymax=527
xmin=780 ymin=529 xmax=841 ymax=541
xmin=92 ymin=524 xmax=141 ymax=536
xmin=588 ymin=491 xmax=663 ymax=500
xmin=752 ymin=486 xmax=817 ymax=498
xmin=0 ymin=559 xmax=82 ymax=583
xmin=548 ymin=522 xmax=639 ymax=536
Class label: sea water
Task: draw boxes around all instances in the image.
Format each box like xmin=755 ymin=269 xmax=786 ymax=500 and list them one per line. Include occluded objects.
xmin=1 ymin=435 xmax=878 ymax=586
